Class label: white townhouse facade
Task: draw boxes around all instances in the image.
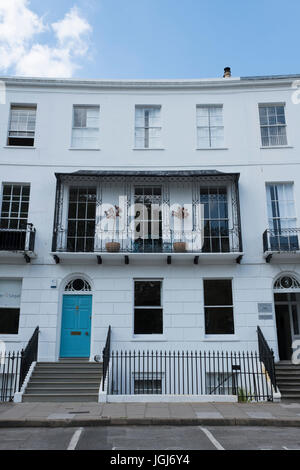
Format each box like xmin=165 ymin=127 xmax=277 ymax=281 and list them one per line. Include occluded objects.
xmin=0 ymin=70 xmax=300 ymax=394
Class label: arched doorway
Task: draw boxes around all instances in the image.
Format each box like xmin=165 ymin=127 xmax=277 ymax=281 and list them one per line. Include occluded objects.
xmin=60 ymin=278 xmax=92 ymax=358
xmin=274 ymin=274 xmax=300 ymax=360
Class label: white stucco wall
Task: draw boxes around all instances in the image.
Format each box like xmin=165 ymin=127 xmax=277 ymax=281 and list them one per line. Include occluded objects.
xmin=0 ymin=76 xmax=299 ymax=361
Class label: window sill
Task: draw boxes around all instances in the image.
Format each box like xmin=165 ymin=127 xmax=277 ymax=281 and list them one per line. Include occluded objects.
xmin=69 ymin=148 xmax=100 ymax=151
xmin=204 ymin=335 xmax=238 ymax=342
xmin=133 ymin=148 xmax=165 ymax=151
xmin=260 ymin=145 xmax=293 ymax=149
xmin=196 ymin=147 xmax=228 ymax=150
xmin=132 ymin=335 xmax=166 ymax=342
xmin=4 ymin=146 xmax=36 ymax=149
xmin=0 ymin=334 xmax=21 ymax=341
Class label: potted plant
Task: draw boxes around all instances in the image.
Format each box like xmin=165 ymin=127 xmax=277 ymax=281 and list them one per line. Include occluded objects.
xmin=105 ymin=205 xmax=121 ymax=252
xmin=172 ymin=206 xmax=189 ymax=252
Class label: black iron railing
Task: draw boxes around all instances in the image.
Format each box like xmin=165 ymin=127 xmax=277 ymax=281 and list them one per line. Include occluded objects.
xmin=263 ymin=228 xmax=300 ymax=253
xmin=102 ymin=325 xmax=111 ymax=391
xmin=104 ymin=350 xmax=274 ymax=401
xmin=19 ymin=327 xmax=39 ymax=390
xmin=0 ymin=351 xmax=22 ymax=402
xmin=257 ymin=326 xmax=277 ymax=391
xmin=54 ymin=227 xmax=242 ymax=254
xmin=0 ymin=224 xmax=36 ymax=252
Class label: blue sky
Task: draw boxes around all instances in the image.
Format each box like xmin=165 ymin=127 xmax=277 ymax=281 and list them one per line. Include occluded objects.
xmin=0 ymin=0 xmax=299 ymax=79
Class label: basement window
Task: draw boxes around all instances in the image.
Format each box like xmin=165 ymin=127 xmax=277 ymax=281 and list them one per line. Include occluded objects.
xmin=7 ymin=105 xmax=37 ymax=146
xmin=134 ymin=379 xmax=162 ymax=394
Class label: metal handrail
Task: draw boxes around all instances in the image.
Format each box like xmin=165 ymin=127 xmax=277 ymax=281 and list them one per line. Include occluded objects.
xmin=19 ymin=326 xmax=39 ymax=391
xmin=257 ymin=326 xmax=277 ymax=390
xmin=102 ymin=325 xmax=111 ymax=391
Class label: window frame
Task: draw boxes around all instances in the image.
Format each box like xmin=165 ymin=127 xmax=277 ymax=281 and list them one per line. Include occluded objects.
xmin=133 ymin=278 xmax=164 ymax=338
xmin=203 ymin=278 xmax=235 ymax=337
xmin=70 ymin=105 xmax=100 ymax=150
xmin=7 ymin=103 xmax=37 ymax=147
xmin=196 ymin=104 xmax=225 ymax=149
xmin=134 ymin=105 xmax=162 ymax=149
xmin=258 ymin=103 xmax=288 ymax=147
xmin=0 ymin=183 xmax=31 ymax=230
xmin=265 ymin=182 xmax=297 ymax=231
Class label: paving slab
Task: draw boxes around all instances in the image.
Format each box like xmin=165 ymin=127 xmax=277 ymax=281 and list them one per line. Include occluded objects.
xmin=1 ymin=401 xmax=300 ymax=427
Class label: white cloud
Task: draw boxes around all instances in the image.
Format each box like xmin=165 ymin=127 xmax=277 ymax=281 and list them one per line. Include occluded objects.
xmin=0 ymin=0 xmax=92 ymax=77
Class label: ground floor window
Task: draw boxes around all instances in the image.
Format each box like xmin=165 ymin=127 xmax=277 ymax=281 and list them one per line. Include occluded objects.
xmin=0 ymin=280 xmax=21 ymax=334
xmin=0 ymin=308 xmax=20 ymax=334
xmin=134 ymin=280 xmax=163 ymax=334
xmin=204 ymin=279 xmax=234 ymax=334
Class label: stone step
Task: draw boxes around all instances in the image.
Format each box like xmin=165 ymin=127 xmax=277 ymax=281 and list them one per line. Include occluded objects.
xmin=26 ymin=387 xmax=99 ymax=394
xmin=29 ymin=376 xmax=102 ymax=383
xmin=35 ymin=365 xmax=102 ymax=370
xmin=27 ymin=382 xmax=100 ymax=389
xmin=22 ymin=393 xmax=98 ymax=403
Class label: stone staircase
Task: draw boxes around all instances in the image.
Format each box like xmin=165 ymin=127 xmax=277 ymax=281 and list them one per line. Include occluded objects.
xmin=22 ymin=360 xmax=103 ymax=402
xmin=275 ymin=362 xmax=300 ymax=400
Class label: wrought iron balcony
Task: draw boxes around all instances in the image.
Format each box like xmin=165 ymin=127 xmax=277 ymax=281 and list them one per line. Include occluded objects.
xmin=263 ymin=228 xmax=300 ymax=262
xmin=51 ymin=170 xmax=243 ymax=264
xmin=0 ymin=224 xmax=36 ymax=262
xmin=52 ymin=228 xmax=243 ymax=265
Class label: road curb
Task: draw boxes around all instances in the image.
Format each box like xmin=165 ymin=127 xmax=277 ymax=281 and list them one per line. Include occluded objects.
xmin=0 ymin=417 xmax=300 ymax=428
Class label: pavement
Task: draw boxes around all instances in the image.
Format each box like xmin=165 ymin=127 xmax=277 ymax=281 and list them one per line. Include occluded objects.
xmin=1 ymin=401 xmax=300 ymax=428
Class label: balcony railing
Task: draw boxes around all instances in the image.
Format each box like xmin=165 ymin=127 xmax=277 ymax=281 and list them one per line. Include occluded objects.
xmin=53 ymin=227 xmax=242 ymax=254
xmin=263 ymin=228 xmax=300 ymax=253
xmin=0 ymin=224 xmax=36 ymax=252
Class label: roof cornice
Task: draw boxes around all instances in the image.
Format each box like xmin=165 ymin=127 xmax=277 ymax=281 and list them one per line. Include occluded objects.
xmin=1 ymin=74 xmax=299 ymax=90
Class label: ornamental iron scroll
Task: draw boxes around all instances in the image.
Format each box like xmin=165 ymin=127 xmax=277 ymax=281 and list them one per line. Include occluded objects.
xmin=65 ymin=278 xmax=92 ymax=292
xmin=274 ymin=275 xmax=300 ymax=290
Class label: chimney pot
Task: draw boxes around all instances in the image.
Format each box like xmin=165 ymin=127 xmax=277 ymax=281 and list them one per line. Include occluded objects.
xmin=223 ymin=67 xmax=231 ymax=78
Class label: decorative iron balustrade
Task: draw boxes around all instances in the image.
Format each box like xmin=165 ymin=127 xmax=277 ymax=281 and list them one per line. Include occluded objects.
xmin=104 ymin=349 xmax=275 ymax=401
xmin=0 ymin=223 xmax=36 ymax=252
xmin=0 ymin=327 xmax=39 ymax=402
xmin=53 ymin=228 xmax=242 ymax=254
xmin=263 ymin=228 xmax=300 ymax=253
xmin=0 ymin=351 xmax=22 ymax=402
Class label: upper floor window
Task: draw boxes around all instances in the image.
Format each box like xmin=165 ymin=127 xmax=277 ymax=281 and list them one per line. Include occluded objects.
xmin=71 ymin=105 xmax=100 ymax=149
xmin=135 ymin=106 xmax=162 ymax=149
xmin=8 ymin=105 xmax=36 ymax=147
xmin=196 ymin=105 xmax=224 ymax=148
xmin=266 ymin=183 xmax=296 ymax=231
xmin=259 ymin=104 xmax=287 ymax=147
xmin=0 ymin=184 xmax=30 ymax=229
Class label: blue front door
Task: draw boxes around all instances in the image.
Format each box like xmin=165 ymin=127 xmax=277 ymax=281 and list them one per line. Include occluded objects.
xmin=60 ymin=295 xmax=92 ymax=358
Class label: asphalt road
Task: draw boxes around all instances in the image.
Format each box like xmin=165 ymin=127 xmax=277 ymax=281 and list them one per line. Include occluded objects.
xmin=0 ymin=426 xmax=300 ymax=450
